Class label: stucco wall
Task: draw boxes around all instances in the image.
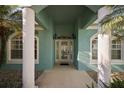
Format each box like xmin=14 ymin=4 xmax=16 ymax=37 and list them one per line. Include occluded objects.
xmin=1 ymin=26 xmax=124 ymax=71
xmin=1 ymin=9 xmax=54 ymax=70
xmin=1 ymin=5 xmax=124 ymax=72
xmin=36 ymin=10 xmax=54 ymax=70
xmin=78 ymin=29 xmax=97 ymax=71
xmin=78 ymin=28 xmax=124 ymax=72
xmin=0 ymin=19 xmax=79 ymax=71
xmin=36 ymin=20 xmax=54 ymax=70
xmin=55 ymin=23 xmax=75 ymax=37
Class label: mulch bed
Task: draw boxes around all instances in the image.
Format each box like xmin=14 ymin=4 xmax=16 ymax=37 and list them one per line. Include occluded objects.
xmin=0 ymin=70 xmax=43 ymax=88
xmin=0 ymin=70 xmax=124 ymax=88
xmin=86 ymin=71 xmax=97 ymax=82
xmin=86 ymin=71 xmax=124 ymax=83
xmin=111 ymin=72 xmax=124 ymax=80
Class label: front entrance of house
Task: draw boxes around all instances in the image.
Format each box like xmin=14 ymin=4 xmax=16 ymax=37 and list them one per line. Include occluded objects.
xmin=55 ymin=39 xmax=74 ymax=65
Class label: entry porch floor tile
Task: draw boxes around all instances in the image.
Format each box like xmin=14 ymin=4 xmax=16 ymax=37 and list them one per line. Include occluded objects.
xmin=36 ymin=65 xmax=97 ymax=88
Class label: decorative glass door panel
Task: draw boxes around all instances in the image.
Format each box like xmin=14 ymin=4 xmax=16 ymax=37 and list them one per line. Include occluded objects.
xmin=55 ymin=40 xmax=73 ymax=63
xmin=60 ymin=41 xmax=68 ymax=60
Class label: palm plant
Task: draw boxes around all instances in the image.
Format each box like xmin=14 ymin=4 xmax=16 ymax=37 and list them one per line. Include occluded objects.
xmin=0 ymin=5 xmax=21 ymax=65
xmin=101 ymin=5 xmax=124 ymax=39
xmin=86 ymin=78 xmax=124 ymax=88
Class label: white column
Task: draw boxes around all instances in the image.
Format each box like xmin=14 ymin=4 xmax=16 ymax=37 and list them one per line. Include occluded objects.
xmin=22 ymin=7 xmax=35 ymax=88
xmin=98 ymin=31 xmax=111 ymax=87
xmin=97 ymin=6 xmax=112 ymax=88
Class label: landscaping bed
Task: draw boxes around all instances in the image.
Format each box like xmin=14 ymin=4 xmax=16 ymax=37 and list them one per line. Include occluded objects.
xmin=1 ymin=70 xmax=124 ymax=88
xmin=86 ymin=71 xmax=124 ymax=83
xmin=111 ymin=72 xmax=124 ymax=80
xmin=0 ymin=70 xmax=43 ymax=88
xmin=86 ymin=72 xmax=124 ymax=88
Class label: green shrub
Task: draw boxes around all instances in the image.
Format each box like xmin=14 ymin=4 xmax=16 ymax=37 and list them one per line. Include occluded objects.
xmin=86 ymin=78 xmax=124 ymax=88
xmin=0 ymin=77 xmax=22 ymax=88
xmin=110 ymin=78 xmax=124 ymax=88
xmin=0 ymin=70 xmax=43 ymax=88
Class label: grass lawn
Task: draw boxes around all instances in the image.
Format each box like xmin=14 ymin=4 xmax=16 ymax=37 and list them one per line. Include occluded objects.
xmin=0 ymin=70 xmax=43 ymax=88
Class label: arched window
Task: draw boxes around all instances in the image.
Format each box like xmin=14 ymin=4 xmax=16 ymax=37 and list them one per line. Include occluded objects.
xmin=90 ymin=33 xmax=123 ymax=64
xmin=7 ymin=32 xmax=39 ymax=64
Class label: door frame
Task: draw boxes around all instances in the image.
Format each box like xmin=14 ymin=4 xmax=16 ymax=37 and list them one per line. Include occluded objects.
xmin=55 ymin=39 xmax=74 ymax=64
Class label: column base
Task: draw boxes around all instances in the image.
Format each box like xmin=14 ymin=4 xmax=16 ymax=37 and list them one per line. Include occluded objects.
xmin=34 ymin=85 xmax=38 ymax=88
xmin=23 ymin=85 xmax=38 ymax=88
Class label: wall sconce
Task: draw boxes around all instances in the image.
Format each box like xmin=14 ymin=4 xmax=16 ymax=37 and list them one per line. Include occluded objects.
xmin=72 ymin=33 xmax=76 ymax=39
xmin=53 ymin=33 xmax=57 ymax=39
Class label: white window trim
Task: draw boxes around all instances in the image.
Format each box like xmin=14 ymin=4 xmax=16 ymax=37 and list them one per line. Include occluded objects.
xmin=7 ymin=32 xmax=39 ymax=64
xmin=90 ymin=33 xmax=124 ymax=65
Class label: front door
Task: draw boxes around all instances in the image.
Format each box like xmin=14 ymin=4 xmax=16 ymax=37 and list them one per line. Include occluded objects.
xmin=55 ymin=39 xmax=73 ymax=64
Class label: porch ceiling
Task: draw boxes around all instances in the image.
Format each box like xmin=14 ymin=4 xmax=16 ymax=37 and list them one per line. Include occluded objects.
xmin=32 ymin=5 xmax=102 ymax=28
xmin=43 ymin=5 xmax=87 ymax=24
xmin=85 ymin=5 xmax=103 ymax=13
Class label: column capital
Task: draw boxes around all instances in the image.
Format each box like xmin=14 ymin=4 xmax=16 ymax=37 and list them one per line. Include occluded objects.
xmin=98 ymin=6 xmax=112 ymax=23
xmin=22 ymin=6 xmax=34 ymax=12
xmin=21 ymin=5 xmax=32 ymax=8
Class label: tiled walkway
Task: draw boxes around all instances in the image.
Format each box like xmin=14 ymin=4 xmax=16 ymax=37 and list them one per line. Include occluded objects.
xmin=36 ymin=64 xmax=97 ymax=88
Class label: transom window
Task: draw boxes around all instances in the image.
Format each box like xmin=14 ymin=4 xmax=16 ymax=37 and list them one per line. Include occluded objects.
xmin=91 ymin=34 xmax=122 ymax=62
xmin=8 ymin=33 xmax=39 ymax=64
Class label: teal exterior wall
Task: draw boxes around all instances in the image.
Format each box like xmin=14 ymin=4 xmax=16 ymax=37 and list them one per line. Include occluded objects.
xmin=36 ymin=9 xmax=49 ymax=29
xmin=1 ymin=5 xmax=124 ymax=72
xmin=78 ymin=28 xmax=124 ymax=72
xmin=1 ymin=42 xmax=22 ymax=70
xmin=55 ymin=23 xmax=75 ymax=37
xmin=112 ymin=65 xmax=124 ymax=72
xmin=3 ymin=27 xmax=124 ymax=72
xmin=1 ymin=9 xmax=55 ymax=71
xmin=0 ymin=37 xmax=22 ymax=70
xmin=36 ymin=9 xmax=55 ymax=70
xmin=78 ymin=29 xmax=97 ymax=71
xmin=0 ymin=7 xmax=79 ymax=70
xmin=36 ymin=20 xmax=54 ymax=70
